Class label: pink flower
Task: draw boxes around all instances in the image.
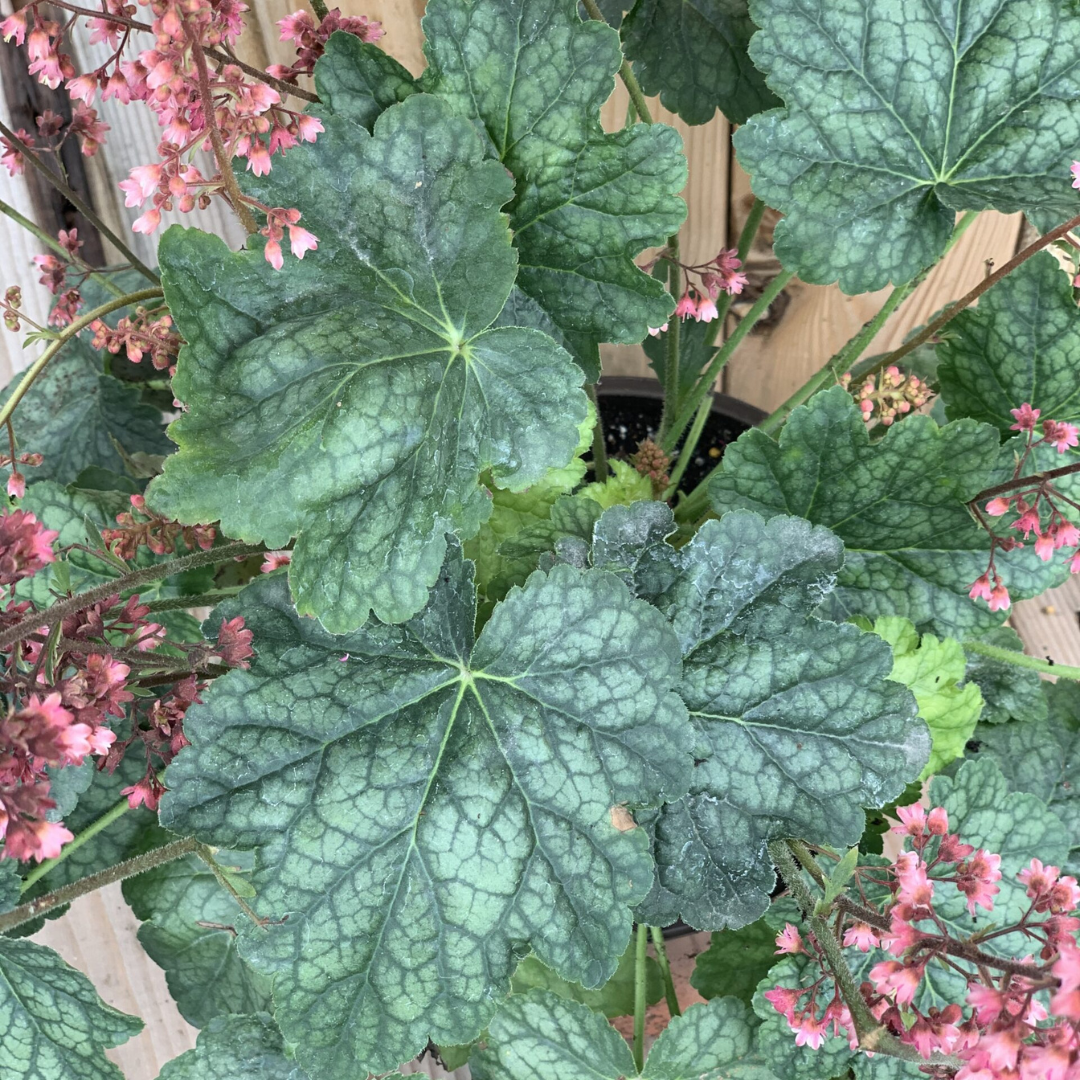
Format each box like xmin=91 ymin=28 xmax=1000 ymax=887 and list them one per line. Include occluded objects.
xmin=0 ymin=509 xmax=57 ymax=584
xmin=1011 ymin=403 xmax=1041 ymax=432
xmin=870 ymin=959 xmax=923 ymax=1005
xmin=1073 ymin=162 xmax=1080 ymax=190
xmin=1 ymin=11 xmax=27 ymax=45
xmin=132 ymin=208 xmax=161 ymax=234
xmin=775 ymin=923 xmax=805 ymax=954
xmin=1 ymin=128 xmax=33 ymax=177
xmin=893 ymin=802 xmax=927 ymax=837
xmin=927 ymin=807 xmax=949 ymax=835
xmin=763 ymin=986 xmax=804 ymax=1019
xmin=260 ymin=551 xmax=291 ymax=573
xmin=982 ymin=1027 xmax=1024 ymax=1072
xmin=288 ymin=224 xmax=319 ymax=259
xmin=969 ymin=574 xmax=994 ymax=602
xmin=1011 ymin=505 xmax=1042 ymax=537
xmin=647 ymin=324 xmax=668 ymax=337
xmin=842 ymin=921 xmax=879 ymax=952
xmin=1021 ymin=858 xmax=1061 ymax=902
xmin=696 ymin=296 xmax=719 ymax=322
xmin=881 ymin=914 xmax=925 ymax=956
xmin=674 ymin=291 xmax=697 ymax=319
xmin=957 ymin=849 xmax=1002 ymax=915
xmin=793 ymin=1012 xmax=827 ymax=1049
xmin=1070 ymin=551 xmax=1080 ymax=574
xmin=989 ymin=583 xmax=1011 ymax=612
xmin=216 ymin=616 xmax=254 ymax=668
xmin=1044 ymin=420 xmax=1079 ymax=454
xmin=2 ymin=817 xmax=73 ymax=862
xmin=985 ymin=497 xmax=1012 ymax=516
xmin=264 ymin=238 xmax=284 ymax=270
xmin=6 ymin=472 xmax=25 ymax=500
xmin=1036 ymin=531 xmax=1056 ymax=562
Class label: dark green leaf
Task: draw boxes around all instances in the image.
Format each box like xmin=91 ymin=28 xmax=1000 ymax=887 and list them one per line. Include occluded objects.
xmin=148 ymin=95 xmax=587 ymax=631
xmin=159 ymin=553 xmax=691 ymax=1075
xmin=963 ymin=682 xmax=1080 ymax=874
xmin=123 ymin=851 xmax=272 ymax=1029
xmin=314 ymin=31 xmax=419 ymax=130
xmin=590 ymin=505 xmax=927 ymax=930
xmin=938 ymin=253 xmax=1080 ymax=433
xmin=963 ymin=626 xmax=1047 ymax=725
xmin=690 ymin=918 xmax=779 ymax=1005
xmin=709 ymin=386 xmax=1066 ymax=637
xmin=423 ymin=0 xmax=687 ymax=358
xmin=621 ymin=0 xmax=779 ymax=125
xmin=471 ymin=988 xmax=778 ymax=1080
xmin=733 ymin=0 xmax=1080 ymax=293
xmin=644 ymin=316 xmax=717 ymax=410
xmin=156 ymin=1012 xmax=316 ymax=1080
xmin=0 ymin=337 xmax=169 ymax=488
xmin=0 ymin=865 xmax=18 ymax=914
xmin=0 ymin=938 xmax=142 ymax=1080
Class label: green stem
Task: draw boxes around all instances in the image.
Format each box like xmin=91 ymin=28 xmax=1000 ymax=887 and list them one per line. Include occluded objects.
xmin=963 ymin=639 xmax=1080 ymax=682
xmin=658 ymin=236 xmax=682 ymax=441
xmin=0 ymin=117 xmax=159 ymax=286
xmin=585 ymin=384 xmax=609 ymax=482
xmin=0 ymin=837 xmax=198 ymax=935
xmin=0 ymin=541 xmax=264 ymax=652
xmin=141 ymin=588 xmax=245 ymax=614
xmin=650 ymin=927 xmax=681 ymax=1018
xmin=19 ymin=798 xmax=130 ymax=895
xmin=194 ymin=844 xmax=268 ymax=928
xmin=0 ymin=289 xmax=163 ymax=431
xmin=0 ymin=198 xmax=125 ymax=297
xmin=768 ymin=840 xmax=961 ymax=1067
xmin=309 ymin=0 xmax=330 ymax=19
xmin=786 ymin=838 xmax=828 ymax=891
xmin=662 ymin=270 xmax=794 ymax=462
xmin=633 ymin=923 xmax=648 ymax=1072
xmin=580 ymin=0 xmax=654 ymax=124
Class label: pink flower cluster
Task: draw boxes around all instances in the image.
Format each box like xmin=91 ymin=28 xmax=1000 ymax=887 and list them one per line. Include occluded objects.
xmin=101 ymin=493 xmax=216 ymax=560
xmin=0 ymin=504 xmax=253 ymax=859
xmin=90 ymin=305 xmax=181 ymax=372
xmin=270 ymin=7 xmax=384 ymax=83
xmin=766 ymin=801 xmax=1080 ymax=1080
xmin=646 ymin=248 xmax=749 ymax=336
xmin=841 ymin=365 xmax=933 ymax=427
xmin=969 ymin=404 xmax=1080 ymax=613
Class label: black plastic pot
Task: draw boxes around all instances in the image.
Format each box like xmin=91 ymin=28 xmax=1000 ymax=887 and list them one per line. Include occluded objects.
xmin=594 ymin=375 xmax=764 ymax=493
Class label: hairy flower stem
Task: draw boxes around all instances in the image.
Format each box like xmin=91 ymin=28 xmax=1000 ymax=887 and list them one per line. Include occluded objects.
xmin=787 ymin=837 xmax=829 ymax=890
xmin=757 ymin=211 xmax=978 ymax=438
xmin=310 ymin=0 xmax=331 ymax=19
xmin=187 ymin=29 xmax=258 ymax=235
xmin=19 ymin=798 xmax=130 ymax=895
xmin=0 ymin=541 xmax=264 ymax=653
xmin=633 ymin=922 xmax=648 ymax=1071
xmin=585 ymin=383 xmax=609 ymax=482
xmin=194 ymin=843 xmax=269 ymax=928
xmin=972 ymin=458 xmax=1080 ymax=502
xmin=580 ymin=0 xmax=654 ymax=125
xmin=650 ymin=926 xmax=682 ymax=1018
xmin=141 ymin=588 xmax=245 ymax=614
xmin=963 ymin=638 xmax=1080 ymax=682
xmin=0 ymin=117 xmax=159 ymax=285
xmin=0 ymin=288 xmax=163 ymax=430
xmin=658 ymin=235 xmax=683 ymax=442
xmin=0 ymin=198 xmax=125 ymax=298
xmin=0 ymin=837 xmax=199 ymax=935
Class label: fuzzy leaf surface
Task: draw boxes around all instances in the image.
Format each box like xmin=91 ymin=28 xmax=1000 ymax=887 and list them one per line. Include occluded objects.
xmin=0 ymin=339 xmax=169 ymax=488
xmin=621 ymin=0 xmax=779 ymax=125
xmin=156 ymin=1013 xmax=314 ymax=1080
xmin=709 ymin=387 xmax=1064 ymax=638
xmin=733 ymin=0 xmax=1080 ymax=293
xmin=586 ymin=504 xmax=927 ymax=930
xmin=938 ymin=254 xmax=1080 ymax=433
xmin=471 ymin=988 xmax=777 ymax=1080
xmin=422 ymin=0 xmax=687 ymax=358
xmin=123 ymin=851 xmax=272 ymax=1029
xmin=314 ymin=31 xmax=419 ymax=131
xmin=147 ymin=94 xmax=587 ymax=631
xmin=159 ymin=555 xmax=690 ymax=1076
xmin=0 ymin=938 xmax=142 ymax=1080
xmin=873 ymin=617 xmax=983 ymax=776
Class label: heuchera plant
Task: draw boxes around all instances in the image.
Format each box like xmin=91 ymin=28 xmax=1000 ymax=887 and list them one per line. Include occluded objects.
xmin=2 ymin=1 xmax=1080 ymax=1079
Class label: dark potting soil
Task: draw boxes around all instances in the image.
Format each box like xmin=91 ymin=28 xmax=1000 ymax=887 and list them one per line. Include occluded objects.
xmin=594 ymin=392 xmax=753 ymax=493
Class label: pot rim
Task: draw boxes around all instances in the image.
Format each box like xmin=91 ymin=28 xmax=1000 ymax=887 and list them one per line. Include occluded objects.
xmin=594 ymin=375 xmax=766 ymax=428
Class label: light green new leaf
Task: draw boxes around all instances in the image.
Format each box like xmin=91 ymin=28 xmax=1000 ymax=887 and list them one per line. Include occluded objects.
xmin=123 ymin=852 xmax=272 ymax=1029
xmin=733 ymin=0 xmax=1080 ymax=293
xmin=690 ymin=918 xmax=779 ymax=1005
xmin=422 ymin=0 xmax=687 ymax=359
xmin=965 ymin=682 xmax=1080 ymax=874
xmin=0 ymin=338 xmax=170 ymax=487
xmin=156 ymin=1013 xmax=314 ymax=1080
xmin=621 ymin=0 xmax=779 ymax=125
xmin=147 ymin=94 xmax=587 ymax=631
xmin=709 ymin=387 xmax=1066 ymax=638
xmin=964 ymin=626 xmax=1047 ymax=725
xmin=937 ymin=253 xmax=1080 ymax=433
xmin=511 ymin=937 xmax=662 ymax=1018
xmin=873 ymin=617 xmax=983 ymax=776
xmin=314 ymin=31 xmax=419 ymax=131
xmin=159 ymin=552 xmax=691 ymax=1076
xmin=586 ymin=504 xmax=927 ymax=930
xmin=471 ymin=989 xmax=778 ymax=1080
xmin=0 ymin=938 xmax=142 ymax=1080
